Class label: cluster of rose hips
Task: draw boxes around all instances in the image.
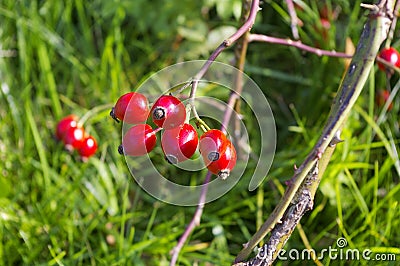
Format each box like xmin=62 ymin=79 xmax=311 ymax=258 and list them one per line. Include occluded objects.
xmin=55 ymin=115 xmax=98 ymax=160
xmin=110 ymin=92 xmax=237 ymax=179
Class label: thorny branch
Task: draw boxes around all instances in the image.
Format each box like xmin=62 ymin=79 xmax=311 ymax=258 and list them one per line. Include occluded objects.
xmin=248 ymin=34 xmax=352 ymax=58
xmin=235 ymin=165 xmax=317 ymax=265
xmin=234 ymin=0 xmax=394 ymax=265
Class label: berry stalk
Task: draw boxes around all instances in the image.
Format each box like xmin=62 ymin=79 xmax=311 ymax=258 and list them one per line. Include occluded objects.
xmin=78 ymin=103 xmax=114 ymax=128
xmin=169 ymin=1 xmax=257 ymax=265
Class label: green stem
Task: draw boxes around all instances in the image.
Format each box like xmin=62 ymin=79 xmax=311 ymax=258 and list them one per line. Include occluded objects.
xmin=78 ymin=103 xmax=114 ymax=128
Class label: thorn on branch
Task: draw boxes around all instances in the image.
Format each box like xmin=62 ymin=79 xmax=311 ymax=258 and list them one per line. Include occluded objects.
xmin=360 ymin=3 xmax=380 ymax=12
xmin=361 ymin=1 xmax=394 ymax=19
xmin=329 ymin=130 xmax=344 ymax=147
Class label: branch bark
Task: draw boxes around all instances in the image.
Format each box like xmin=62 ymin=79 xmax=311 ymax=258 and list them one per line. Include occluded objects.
xmin=248 ymin=34 xmax=352 ymax=58
xmin=234 ymin=0 xmax=394 ymax=264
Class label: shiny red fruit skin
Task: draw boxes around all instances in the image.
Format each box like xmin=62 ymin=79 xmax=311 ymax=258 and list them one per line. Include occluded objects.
xmin=205 ymin=141 xmax=237 ymax=179
xmin=377 ymin=47 xmax=400 ymax=71
xmin=199 ymin=129 xmax=228 ymax=164
xmin=63 ymin=127 xmax=85 ymax=150
xmin=376 ymin=89 xmax=393 ymax=111
xmin=150 ymin=95 xmax=186 ymax=129
xmin=161 ymin=123 xmax=198 ymax=164
xmin=121 ymin=124 xmax=157 ymax=156
xmin=111 ymin=92 xmax=149 ymax=124
xmin=78 ymin=135 xmax=98 ymax=158
xmin=56 ymin=115 xmax=78 ymax=140
xmin=199 ymin=129 xmax=234 ymax=177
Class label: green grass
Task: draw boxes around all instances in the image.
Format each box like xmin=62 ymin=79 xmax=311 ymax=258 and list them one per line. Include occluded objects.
xmin=1 ymin=0 xmax=399 ymax=265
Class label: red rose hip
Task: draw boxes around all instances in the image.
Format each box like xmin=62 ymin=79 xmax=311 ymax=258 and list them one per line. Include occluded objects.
xmin=377 ymin=47 xmax=400 ymax=71
xmin=119 ymin=124 xmax=157 ymax=156
xmin=78 ymin=135 xmax=98 ymax=159
xmin=161 ymin=123 xmax=198 ymax=164
xmin=199 ymin=129 xmax=237 ymax=179
xmin=63 ymin=126 xmax=85 ymax=151
xmin=110 ymin=92 xmax=150 ymax=124
xmin=206 ymin=141 xmax=237 ymax=180
xmin=199 ymin=129 xmax=228 ymax=163
xmin=150 ymin=95 xmax=186 ymax=129
xmin=56 ymin=114 xmax=78 ymax=140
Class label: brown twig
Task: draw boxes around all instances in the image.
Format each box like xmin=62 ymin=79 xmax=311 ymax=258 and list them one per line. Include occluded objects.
xmin=192 ymin=0 xmax=260 ymax=82
xmin=230 ymin=0 xmax=252 ymax=142
xmin=248 ymin=34 xmax=352 ymax=58
xmin=169 ymin=172 xmax=212 ymax=266
xmin=169 ymin=1 xmax=260 ymax=265
xmin=285 ymin=0 xmax=300 ymax=40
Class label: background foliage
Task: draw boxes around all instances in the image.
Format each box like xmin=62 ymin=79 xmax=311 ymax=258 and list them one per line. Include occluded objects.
xmin=0 ymin=0 xmax=399 ymax=265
